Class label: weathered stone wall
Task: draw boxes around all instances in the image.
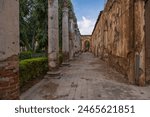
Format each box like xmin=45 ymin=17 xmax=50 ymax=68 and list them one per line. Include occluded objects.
xmin=145 ymin=0 xmax=150 ymax=81
xmin=91 ymin=0 xmax=146 ymax=85
xmin=0 ymin=0 xmax=19 ymax=99
xmin=92 ymin=0 xmax=131 ymax=76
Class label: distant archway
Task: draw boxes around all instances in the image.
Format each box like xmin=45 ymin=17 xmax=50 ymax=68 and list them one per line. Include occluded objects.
xmin=84 ymin=40 xmax=90 ymax=52
xmin=81 ymin=35 xmax=92 ymax=52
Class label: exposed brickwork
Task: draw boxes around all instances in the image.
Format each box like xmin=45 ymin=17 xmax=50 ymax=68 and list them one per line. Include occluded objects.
xmin=0 ymin=55 xmax=19 ymax=99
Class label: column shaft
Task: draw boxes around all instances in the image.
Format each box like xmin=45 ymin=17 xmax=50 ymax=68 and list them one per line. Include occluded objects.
xmin=62 ymin=7 xmax=69 ymax=61
xmin=0 ymin=0 xmax=20 ymax=99
xmin=48 ymin=0 xmax=59 ymax=70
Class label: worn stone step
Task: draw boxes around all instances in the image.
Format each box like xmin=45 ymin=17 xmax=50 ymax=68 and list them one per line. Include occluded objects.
xmin=62 ymin=62 xmax=71 ymax=67
xmin=44 ymin=75 xmax=61 ymax=79
xmin=47 ymin=70 xmax=61 ymax=77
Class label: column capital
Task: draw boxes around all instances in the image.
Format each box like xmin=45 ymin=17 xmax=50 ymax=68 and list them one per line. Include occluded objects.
xmin=63 ymin=0 xmax=69 ymax=7
xmin=69 ymin=11 xmax=74 ymax=19
xmin=62 ymin=7 xmax=69 ymax=12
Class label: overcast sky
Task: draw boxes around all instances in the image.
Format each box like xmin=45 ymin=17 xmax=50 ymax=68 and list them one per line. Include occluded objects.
xmin=72 ymin=0 xmax=105 ymax=35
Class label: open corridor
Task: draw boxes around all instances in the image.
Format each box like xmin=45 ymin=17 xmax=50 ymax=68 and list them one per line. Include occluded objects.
xmin=21 ymin=53 xmax=150 ymax=100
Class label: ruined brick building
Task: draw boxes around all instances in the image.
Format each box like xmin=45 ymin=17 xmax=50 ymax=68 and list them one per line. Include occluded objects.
xmin=91 ymin=0 xmax=150 ymax=86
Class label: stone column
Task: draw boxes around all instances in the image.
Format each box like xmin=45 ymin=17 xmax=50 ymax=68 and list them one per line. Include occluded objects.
xmin=0 ymin=0 xmax=19 ymax=99
xmin=48 ymin=0 xmax=59 ymax=70
xmin=62 ymin=6 xmax=69 ymax=62
xmin=74 ymin=27 xmax=79 ymax=55
xmin=69 ymin=18 xmax=75 ymax=60
xmin=76 ymin=28 xmax=81 ymax=53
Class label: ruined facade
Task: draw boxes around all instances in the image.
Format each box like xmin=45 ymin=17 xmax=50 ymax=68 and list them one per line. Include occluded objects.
xmin=81 ymin=35 xmax=92 ymax=52
xmin=0 ymin=0 xmax=20 ymax=99
xmin=92 ymin=0 xmax=146 ymax=85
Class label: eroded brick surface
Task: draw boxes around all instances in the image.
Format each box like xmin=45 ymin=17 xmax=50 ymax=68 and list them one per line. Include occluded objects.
xmin=0 ymin=56 xmax=19 ymax=99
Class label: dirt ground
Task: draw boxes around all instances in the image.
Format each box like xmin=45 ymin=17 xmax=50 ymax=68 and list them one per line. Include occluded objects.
xmin=21 ymin=52 xmax=150 ymax=100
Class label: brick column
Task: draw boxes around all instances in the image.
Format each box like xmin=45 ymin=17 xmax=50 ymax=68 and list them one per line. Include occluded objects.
xmin=62 ymin=6 xmax=69 ymax=62
xmin=48 ymin=0 xmax=59 ymax=70
xmin=0 ymin=0 xmax=19 ymax=99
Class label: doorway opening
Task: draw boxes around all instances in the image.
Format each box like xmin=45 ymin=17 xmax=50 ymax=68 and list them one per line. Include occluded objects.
xmin=84 ymin=40 xmax=90 ymax=52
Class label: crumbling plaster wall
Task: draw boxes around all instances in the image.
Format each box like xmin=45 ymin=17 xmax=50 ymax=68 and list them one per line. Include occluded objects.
xmin=92 ymin=0 xmax=146 ymax=85
xmin=92 ymin=0 xmax=131 ymax=76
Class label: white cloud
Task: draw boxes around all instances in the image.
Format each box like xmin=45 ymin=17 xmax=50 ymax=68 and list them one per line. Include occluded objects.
xmin=78 ymin=16 xmax=96 ymax=35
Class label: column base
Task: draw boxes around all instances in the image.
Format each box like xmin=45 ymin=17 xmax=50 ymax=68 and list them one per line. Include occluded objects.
xmin=63 ymin=52 xmax=69 ymax=62
xmin=45 ymin=70 xmax=62 ymax=79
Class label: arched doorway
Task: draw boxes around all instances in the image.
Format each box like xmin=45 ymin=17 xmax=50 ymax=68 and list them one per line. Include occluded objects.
xmin=81 ymin=35 xmax=91 ymax=52
xmin=84 ymin=40 xmax=90 ymax=52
